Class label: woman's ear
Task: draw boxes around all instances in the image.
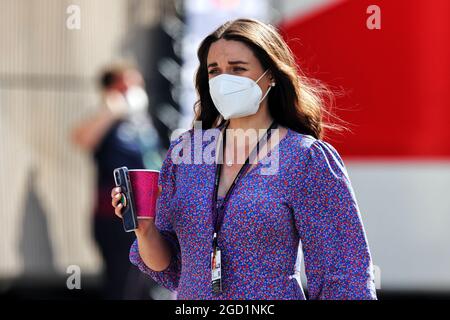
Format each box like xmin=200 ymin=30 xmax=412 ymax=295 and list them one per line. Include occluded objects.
xmin=268 ymin=72 xmax=276 ymax=87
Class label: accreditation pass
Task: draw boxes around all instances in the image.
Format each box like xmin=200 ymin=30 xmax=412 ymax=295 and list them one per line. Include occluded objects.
xmin=211 ymin=247 xmax=222 ymax=293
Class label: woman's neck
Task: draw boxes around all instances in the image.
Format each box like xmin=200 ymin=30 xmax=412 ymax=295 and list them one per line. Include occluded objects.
xmin=222 ymin=106 xmax=279 ymax=166
xmin=226 ymin=106 xmax=273 ymax=132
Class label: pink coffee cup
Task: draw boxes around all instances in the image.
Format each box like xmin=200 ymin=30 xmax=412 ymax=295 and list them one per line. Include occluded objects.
xmin=128 ymin=169 xmax=160 ymax=219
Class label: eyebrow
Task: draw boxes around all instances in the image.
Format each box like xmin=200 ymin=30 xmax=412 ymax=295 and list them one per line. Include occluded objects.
xmin=207 ymin=60 xmax=249 ymax=68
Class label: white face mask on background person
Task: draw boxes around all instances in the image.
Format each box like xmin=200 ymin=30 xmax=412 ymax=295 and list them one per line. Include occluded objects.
xmin=125 ymin=86 xmax=149 ymax=114
xmin=208 ymin=69 xmax=273 ymax=120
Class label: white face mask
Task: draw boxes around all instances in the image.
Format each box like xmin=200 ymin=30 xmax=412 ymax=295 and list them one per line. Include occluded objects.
xmin=125 ymin=86 xmax=149 ymax=114
xmin=208 ymin=69 xmax=272 ymax=120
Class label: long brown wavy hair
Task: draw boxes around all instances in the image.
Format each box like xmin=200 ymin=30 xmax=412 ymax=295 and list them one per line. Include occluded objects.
xmin=193 ymin=18 xmax=339 ymax=140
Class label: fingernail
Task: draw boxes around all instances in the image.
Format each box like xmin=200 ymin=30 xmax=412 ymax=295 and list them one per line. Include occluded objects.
xmin=115 ymin=187 xmax=120 ymax=192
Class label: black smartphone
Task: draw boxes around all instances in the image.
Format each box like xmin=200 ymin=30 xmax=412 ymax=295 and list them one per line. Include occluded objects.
xmin=113 ymin=166 xmax=138 ymax=232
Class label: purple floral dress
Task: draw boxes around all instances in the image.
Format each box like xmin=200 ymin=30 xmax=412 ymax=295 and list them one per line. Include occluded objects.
xmin=129 ymin=127 xmax=377 ymax=300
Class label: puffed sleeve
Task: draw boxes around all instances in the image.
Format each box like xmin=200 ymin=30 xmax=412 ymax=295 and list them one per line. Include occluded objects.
xmin=288 ymin=139 xmax=377 ymax=300
xmin=129 ymin=135 xmax=182 ymax=292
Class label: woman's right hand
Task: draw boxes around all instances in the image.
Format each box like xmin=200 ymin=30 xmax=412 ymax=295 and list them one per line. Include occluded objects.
xmin=111 ymin=186 xmax=162 ymax=237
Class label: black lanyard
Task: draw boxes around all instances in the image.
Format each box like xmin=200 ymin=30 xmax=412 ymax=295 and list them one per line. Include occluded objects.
xmin=211 ymin=120 xmax=278 ymax=247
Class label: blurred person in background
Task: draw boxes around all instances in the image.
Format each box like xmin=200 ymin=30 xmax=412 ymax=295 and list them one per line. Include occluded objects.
xmin=71 ymin=63 xmax=157 ymax=299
